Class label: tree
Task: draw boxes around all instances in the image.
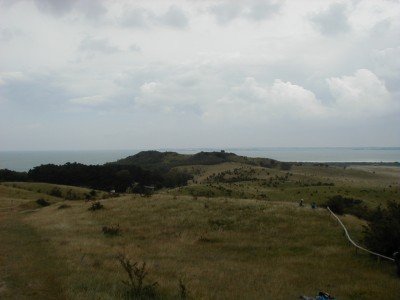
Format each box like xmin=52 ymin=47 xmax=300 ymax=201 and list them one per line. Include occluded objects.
xmin=364 ymin=200 xmax=400 ymax=257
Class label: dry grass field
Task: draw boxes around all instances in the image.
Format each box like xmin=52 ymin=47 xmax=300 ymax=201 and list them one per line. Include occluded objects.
xmin=0 ymin=164 xmax=399 ymax=299
xmin=171 ymin=163 xmax=399 ymax=207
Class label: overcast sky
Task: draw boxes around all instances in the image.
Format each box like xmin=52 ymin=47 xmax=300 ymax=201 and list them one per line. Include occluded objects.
xmin=0 ymin=0 xmax=399 ymax=150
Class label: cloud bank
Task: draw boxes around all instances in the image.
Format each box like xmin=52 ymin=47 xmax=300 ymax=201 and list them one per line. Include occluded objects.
xmin=0 ymin=0 xmax=399 ymax=150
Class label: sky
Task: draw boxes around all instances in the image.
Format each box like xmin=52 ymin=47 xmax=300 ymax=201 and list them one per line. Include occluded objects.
xmin=0 ymin=0 xmax=399 ymax=150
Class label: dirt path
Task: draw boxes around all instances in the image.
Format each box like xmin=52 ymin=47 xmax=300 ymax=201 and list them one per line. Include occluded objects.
xmin=0 ymin=212 xmax=65 ymax=299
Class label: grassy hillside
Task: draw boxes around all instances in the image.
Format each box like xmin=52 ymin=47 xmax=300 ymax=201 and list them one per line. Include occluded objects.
xmin=169 ymin=163 xmax=399 ymax=208
xmin=112 ymin=150 xmax=281 ymax=171
xmin=0 ymin=181 xmax=399 ymax=299
xmin=0 ymin=182 xmax=108 ymax=212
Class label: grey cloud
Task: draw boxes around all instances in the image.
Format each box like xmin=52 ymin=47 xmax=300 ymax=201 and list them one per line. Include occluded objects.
xmin=79 ymin=37 xmax=120 ymax=54
xmin=156 ymin=5 xmax=188 ymax=28
xmin=310 ymin=3 xmax=350 ymax=36
xmin=73 ymin=0 xmax=107 ymax=19
xmin=120 ymin=6 xmax=188 ymax=29
xmin=120 ymin=8 xmax=150 ymax=28
xmin=129 ymin=44 xmax=141 ymax=52
xmin=209 ymin=1 xmax=281 ymax=24
xmin=0 ymin=27 xmax=23 ymax=42
xmin=0 ymin=73 xmax=74 ymax=109
xmin=33 ymin=0 xmax=74 ymax=16
xmin=244 ymin=1 xmax=281 ymax=21
xmin=209 ymin=2 xmax=241 ymax=24
xmin=0 ymin=0 xmax=107 ymax=19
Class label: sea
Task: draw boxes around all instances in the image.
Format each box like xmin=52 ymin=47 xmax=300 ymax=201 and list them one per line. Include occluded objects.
xmin=0 ymin=147 xmax=399 ymax=172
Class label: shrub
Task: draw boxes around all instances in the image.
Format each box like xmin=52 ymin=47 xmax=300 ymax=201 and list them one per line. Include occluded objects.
xmin=364 ymin=200 xmax=400 ymax=257
xmin=279 ymin=162 xmax=292 ymax=170
xmin=325 ymin=195 xmax=370 ymax=219
xmin=102 ymin=225 xmax=120 ymax=236
xmin=209 ymin=218 xmax=234 ymax=231
xmin=36 ymin=198 xmax=50 ymax=207
xmin=117 ymin=254 xmax=158 ymax=299
xmin=58 ymin=204 xmax=71 ymax=209
xmin=178 ymin=279 xmax=187 ymax=300
xmin=65 ymin=189 xmax=79 ymax=200
xmin=89 ymin=189 xmax=97 ymax=197
xmin=88 ymin=201 xmax=104 ymax=211
xmin=49 ymin=187 xmax=63 ymax=198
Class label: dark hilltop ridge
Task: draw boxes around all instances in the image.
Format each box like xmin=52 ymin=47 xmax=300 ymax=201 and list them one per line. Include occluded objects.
xmin=1 ymin=150 xmax=398 ymax=193
xmin=0 ymin=150 xmax=289 ymax=193
xmin=112 ymin=150 xmax=291 ymax=171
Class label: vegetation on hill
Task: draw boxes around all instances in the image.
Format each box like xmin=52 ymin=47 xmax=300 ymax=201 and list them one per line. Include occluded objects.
xmin=27 ymin=163 xmax=191 ymax=192
xmin=112 ymin=150 xmax=287 ymax=171
xmin=0 ymin=169 xmax=28 ymax=182
xmin=324 ymin=195 xmax=400 ymax=257
xmin=364 ymin=200 xmax=400 ymax=257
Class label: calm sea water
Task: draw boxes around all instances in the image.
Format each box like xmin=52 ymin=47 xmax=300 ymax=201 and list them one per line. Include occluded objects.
xmin=0 ymin=147 xmax=399 ymax=172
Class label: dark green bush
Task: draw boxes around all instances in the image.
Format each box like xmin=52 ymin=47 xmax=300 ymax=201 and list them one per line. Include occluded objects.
xmin=325 ymin=195 xmax=370 ymax=220
xmin=36 ymin=198 xmax=50 ymax=207
xmin=364 ymin=200 xmax=400 ymax=257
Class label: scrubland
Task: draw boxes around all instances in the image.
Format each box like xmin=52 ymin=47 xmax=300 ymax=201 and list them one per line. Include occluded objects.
xmin=0 ymin=163 xmax=399 ymax=299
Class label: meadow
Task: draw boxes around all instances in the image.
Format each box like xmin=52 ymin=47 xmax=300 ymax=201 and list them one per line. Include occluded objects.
xmin=0 ymin=162 xmax=399 ymax=299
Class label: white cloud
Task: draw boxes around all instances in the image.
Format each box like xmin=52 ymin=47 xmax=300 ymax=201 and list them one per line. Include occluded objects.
xmin=203 ymin=77 xmax=326 ymax=122
xmin=327 ymin=69 xmax=395 ymax=116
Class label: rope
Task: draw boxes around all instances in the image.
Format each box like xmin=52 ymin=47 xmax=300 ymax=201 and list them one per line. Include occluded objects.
xmin=327 ymin=207 xmax=395 ymax=262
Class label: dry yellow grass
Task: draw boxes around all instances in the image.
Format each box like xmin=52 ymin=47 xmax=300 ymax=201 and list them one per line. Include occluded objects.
xmin=170 ymin=163 xmax=399 ymax=208
xmin=1 ymin=183 xmax=398 ymax=299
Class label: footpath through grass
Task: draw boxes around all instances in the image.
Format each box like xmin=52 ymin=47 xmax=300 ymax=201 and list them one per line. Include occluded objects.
xmin=0 ymin=212 xmax=65 ymax=299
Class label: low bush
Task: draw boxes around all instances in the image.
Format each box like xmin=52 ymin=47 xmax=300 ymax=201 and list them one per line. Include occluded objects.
xmin=88 ymin=201 xmax=104 ymax=211
xmin=36 ymin=198 xmax=50 ymax=207
xmin=58 ymin=204 xmax=71 ymax=209
xmin=209 ymin=218 xmax=234 ymax=231
xmin=49 ymin=187 xmax=63 ymax=198
xmin=65 ymin=189 xmax=79 ymax=200
xmin=102 ymin=225 xmax=120 ymax=236
xmin=117 ymin=254 xmax=158 ymax=299
xmin=324 ymin=195 xmax=370 ymax=220
xmin=178 ymin=279 xmax=187 ymax=300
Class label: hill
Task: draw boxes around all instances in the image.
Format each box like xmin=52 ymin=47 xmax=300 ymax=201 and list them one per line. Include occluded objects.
xmin=112 ymin=150 xmax=285 ymax=171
